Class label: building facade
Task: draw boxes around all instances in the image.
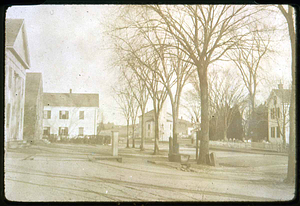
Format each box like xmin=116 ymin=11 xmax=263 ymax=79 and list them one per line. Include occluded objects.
xmin=23 ymin=73 xmax=44 ymax=141
xmin=43 ymin=90 xmax=99 ymax=139
xmin=5 ymin=19 xmax=31 ymax=142
xmin=139 ymin=103 xmax=192 ymax=141
xmin=139 ymin=107 xmax=173 ymax=142
xmin=177 ymin=117 xmax=193 ymax=137
xmin=266 ymin=84 xmax=290 ymax=144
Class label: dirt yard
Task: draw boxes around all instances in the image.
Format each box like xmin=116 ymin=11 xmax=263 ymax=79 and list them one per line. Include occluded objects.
xmin=4 ymin=143 xmax=295 ymax=202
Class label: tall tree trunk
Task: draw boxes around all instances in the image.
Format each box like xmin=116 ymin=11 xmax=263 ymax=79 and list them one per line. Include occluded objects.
xmin=282 ymin=122 xmax=286 ymax=148
xmin=224 ymin=127 xmax=228 ymax=141
xmin=287 ymin=28 xmax=295 ymax=183
xmin=126 ymin=119 xmax=129 ymax=148
xmin=250 ymin=91 xmax=255 ymax=115
xmin=153 ymin=99 xmax=160 ymax=155
xmin=140 ymin=110 xmax=145 ymax=151
xmin=198 ymin=69 xmax=210 ymax=164
xmin=132 ymin=124 xmax=135 ymax=148
xmin=277 ymin=5 xmax=295 ymax=184
xmin=286 ymin=6 xmax=295 ymax=183
xmin=172 ymin=104 xmax=179 ymax=154
xmin=224 ymin=113 xmax=228 ymax=141
xmin=154 ymin=111 xmax=160 ymax=154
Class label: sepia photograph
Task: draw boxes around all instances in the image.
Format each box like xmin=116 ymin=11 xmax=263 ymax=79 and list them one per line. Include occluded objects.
xmin=4 ymin=4 xmax=296 ymax=202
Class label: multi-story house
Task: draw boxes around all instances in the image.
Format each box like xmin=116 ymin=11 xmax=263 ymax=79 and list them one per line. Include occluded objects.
xmin=5 ymin=19 xmax=31 ymax=143
xmin=43 ymin=90 xmax=99 ymax=140
xmin=139 ymin=104 xmax=173 ymax=142
xmin=266 ymin=83 xmax=291 ymax=144
xmin=23 ymin=73 xmax=44 ymax=141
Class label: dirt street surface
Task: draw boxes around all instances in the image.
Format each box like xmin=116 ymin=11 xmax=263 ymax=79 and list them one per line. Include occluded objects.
xmin=4 ymin=143 xmax=295 ymax=202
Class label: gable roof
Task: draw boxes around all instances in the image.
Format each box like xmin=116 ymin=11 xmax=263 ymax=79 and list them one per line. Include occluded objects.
xmin=43 ymin=92 xmax=99 ymax=107
xmin=25 ymin=73 xmax=43 ymax=106
xmin=140 ymin=109 xmax=173 ymax=118
xmin=5 ymin=19 xmax=30 ymax=69
xmin=177 ymin=118 xmax=193 ymax=127
xmin=267 ymin=89 xmax=291 ymax=105
xmin=273 ymin=89 xmax=291 ymax=104
xmin=6 ymin=19 xmax=24 ymax=47
xmin=143 ymin=110 xmax=154 ymax=117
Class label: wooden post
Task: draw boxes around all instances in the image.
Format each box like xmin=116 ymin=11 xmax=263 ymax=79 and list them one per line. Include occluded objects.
xmin=112 ymin=131 xmax=119 ymax=156
xmin=196 ymin=130 xmax=199 ymax=160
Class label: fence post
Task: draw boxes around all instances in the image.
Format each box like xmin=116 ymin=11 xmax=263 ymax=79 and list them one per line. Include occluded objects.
xmin=112 ymin=131 xmax=119 ymax=156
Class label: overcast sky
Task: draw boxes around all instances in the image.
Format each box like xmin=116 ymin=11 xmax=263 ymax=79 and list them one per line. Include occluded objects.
xmin=6 ymin=5 xmax=126 ymax=124
xmin=6 ymin=5 xmax=292 ymax=125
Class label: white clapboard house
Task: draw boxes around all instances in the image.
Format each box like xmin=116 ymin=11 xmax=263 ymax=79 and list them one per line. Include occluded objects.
xmin=43 ymin=89 xmax=99 ymax=139
xmin=266 ymin=83 xmax=291 ymax=144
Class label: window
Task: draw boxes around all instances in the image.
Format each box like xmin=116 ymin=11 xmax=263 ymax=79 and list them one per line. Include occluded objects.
xmin=79 ymin=127 xmax=84 ymax=136
xmin=44 ymin=110 xmax=51 ymax=119
xmin=276 ymin=108 xmax=281 ymax=118
xmin=148 ymin=124 xmax=150 ymax=130
xmin=79 ymin=111 xmax=84 ymax=119
xmin=274 ymin=97 xmax=277 ymax=106
xmin=271 ymin=127 xmax=275 ymax=138
xmin=277 ymin=127 xmax=281 ymax=138
xmin=43 ymin=127 xmax=50 ymax=135
xmin=270 ymin=108 xmax=275 ymax=119
xmin=59 ymin=111 xmax=69 ymax=119
xmin=59 ymin=127 xmax=68 ymax=136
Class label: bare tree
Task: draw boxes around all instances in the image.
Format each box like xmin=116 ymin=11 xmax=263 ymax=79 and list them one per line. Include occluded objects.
xmin=277 ymin=5 xmax=295 ymax=184
xmin=228 ymin=28 xmax=270 ymax=116
xmin=115 ymin=44 xmax=169 ymax=154
xmin=147 ymin=5 xmax=262 ymax=164
xmin=128 ymin=28 xmax=195 ymax=155
xmin=128 ymin=59 xmax=168 ymax=155
xmin=113 ymin=85 xmax=134 ymax=148
xmin=129 ymin=91 xmax=139 ymax=148
xmin=209 ymin=69 xmax=246 ymax=141
xmin=182 ymin=88 xmax=201 ymax=124
xmin=121 ymin=69 xmax=149 ymax=150
xmin=108 ymin=10 xmax=170 ymax=155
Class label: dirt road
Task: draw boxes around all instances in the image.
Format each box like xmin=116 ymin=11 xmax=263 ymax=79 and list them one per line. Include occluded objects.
xmin=4 ymin=143 xmax=295 ymax=202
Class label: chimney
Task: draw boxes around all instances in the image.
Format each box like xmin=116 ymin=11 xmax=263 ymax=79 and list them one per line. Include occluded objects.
xmin=278 ymin=83 xmax=283 ymax=90
xmin=70 ymin=89 xmax=72 ymax=94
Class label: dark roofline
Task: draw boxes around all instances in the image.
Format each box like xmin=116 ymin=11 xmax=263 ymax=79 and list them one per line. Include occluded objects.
xmin=43 ymin=92 xmax=99 ymax=107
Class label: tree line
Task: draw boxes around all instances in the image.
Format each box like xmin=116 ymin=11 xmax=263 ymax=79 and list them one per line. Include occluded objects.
xmin=105 ymin=5 xmax=295 ymax=183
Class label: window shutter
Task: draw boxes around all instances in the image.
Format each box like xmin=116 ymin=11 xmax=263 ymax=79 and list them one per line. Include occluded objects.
xmin=59 ymin=111 xmax=61 ymax=119
xmin=66 ymin=127 xmax=68 ymax=135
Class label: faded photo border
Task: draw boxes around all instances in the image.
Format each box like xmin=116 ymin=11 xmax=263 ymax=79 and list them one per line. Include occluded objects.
xmin=1 ymin=0 xmax=299 ymax=205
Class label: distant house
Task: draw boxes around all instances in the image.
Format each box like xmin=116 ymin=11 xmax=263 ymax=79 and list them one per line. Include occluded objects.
xmin=177 ymin=117 xmax=193 ymax=137
xmin=266 ymin=83 xmax=291 ymax=144
xmin=138 ymin=106 xmax=193 ymax=141
xmin=23 ymin=73 xmax=43 ymax=141
xmin=43 ymin=90 xmax=99 ymax=139
xmin=5 ymin=19 xmax=31 ymax=143
xmin=139 ymin=109 xmax=173 ymax=142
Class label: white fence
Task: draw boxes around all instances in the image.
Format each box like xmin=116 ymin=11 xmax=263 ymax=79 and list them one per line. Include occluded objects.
xmin=209 ymin=140 xmax=288 ymax=153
